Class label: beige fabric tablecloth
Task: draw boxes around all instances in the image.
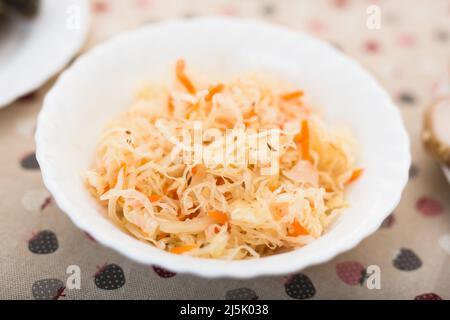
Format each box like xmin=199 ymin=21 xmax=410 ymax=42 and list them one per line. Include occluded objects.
xmin=0 ymin=0 xmax=449 ymax=299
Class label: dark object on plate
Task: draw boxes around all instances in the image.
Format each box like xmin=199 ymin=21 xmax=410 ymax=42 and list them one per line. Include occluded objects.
xmin=0 ymin=0 xmax=40 ymax=18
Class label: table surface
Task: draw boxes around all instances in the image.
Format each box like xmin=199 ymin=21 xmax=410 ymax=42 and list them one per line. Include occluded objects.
xmin=0 ymin=0 xmax=449 ymax=300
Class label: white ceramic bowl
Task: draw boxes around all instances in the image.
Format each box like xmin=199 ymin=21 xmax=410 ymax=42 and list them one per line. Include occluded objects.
xmin=0 ymin=0 xmax=90 ymax=107
xmin=36 ymin=18 xmax=410 ymax=278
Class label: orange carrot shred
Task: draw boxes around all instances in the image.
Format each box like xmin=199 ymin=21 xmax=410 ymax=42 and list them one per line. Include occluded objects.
xmin=175 ymin=59 xmax=196 ymax=94
xmin=288 ymin=220 xmax=309 ymax=237
xmin=149 ymin=194 xmax=161 ymax=202
xmin=156 ymin=232 xmax=168 ymax=241
xmin=191 ymin=164 xmax=204 ymax=175
xmin=207 ymin=211 xmax=228 ymax=225
xmin=244 ymin=109 xmax=257 ymax=119
xmin=243 ymin=110 xmax=258 ymax=127
xmin=170 ymin=245 xmax=195 ymax=254
xmin=280 ymin=90 xmax=304 ymax=101
xmin=205 ymin=84 xmax=224 ymax=101
xmin=167 ymin=95 xmax=174 ymax=113
xmin=187 ymin=101 xmax=200 ymax=117
xmin=190 ymin=164 xmax=206 ymax=181
xmin=193 ymin=101 xmax=200 ymax=112
xmin=346 ymin=168 xmax=364 ymax=184
xmin=295 ymin=120 xmax=310 ymax=161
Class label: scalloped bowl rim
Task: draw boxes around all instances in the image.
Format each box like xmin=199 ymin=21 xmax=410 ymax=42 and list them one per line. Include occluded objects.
xmin=36 ymin=17 xmax=411 ymax=278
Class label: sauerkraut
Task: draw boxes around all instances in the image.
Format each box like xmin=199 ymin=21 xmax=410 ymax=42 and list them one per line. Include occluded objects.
xmin=85 ymin=59 xmax=363 ymax=259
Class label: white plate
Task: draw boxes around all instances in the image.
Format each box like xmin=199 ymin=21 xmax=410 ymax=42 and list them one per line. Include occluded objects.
xmin=36 ymin=18 xmax=411 ymax=278
xmin=0 ymin=0 xmax=90 ymax=107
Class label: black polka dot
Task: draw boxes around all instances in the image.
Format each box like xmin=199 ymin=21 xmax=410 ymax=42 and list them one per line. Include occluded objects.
xmin=409 ymin=163 xmax=419 ymax=179
xmin=261 ymin=4 xmax=275 ymax=16
xmin=285 ymin=274 xmax=316 ymax=299
xmin=384 ymin=12 xmax=397 ymax=25
xmin=225 ymin=288 xmax=258 ymax=300
xmin=393 ymin=248 xmax=422 ymax=271
xmin=20 ymin=152 xmax=39 ymax=170
xmin=32 ymin=279 xmax=64 ymax=300
xmin=94 ymin=264 xmax=126 ymax=290
xmin=435 ymin=30 xmax=448 ymax=42
xmin=28 ymin=231 xmax=58 ymax=254
xmin=330 ymin=41 xmax=343 ymax=52
xmin=380 ymin=213 xmax=395 ymax=228
xmin=398 ymin=92 xmax=416 ymax=105
xmin=183 ymin=12 xmax=197 ymax=19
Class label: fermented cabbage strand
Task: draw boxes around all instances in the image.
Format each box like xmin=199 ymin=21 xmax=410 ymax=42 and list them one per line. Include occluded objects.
xmin=85 ymin=60 xmax=360 ymax=259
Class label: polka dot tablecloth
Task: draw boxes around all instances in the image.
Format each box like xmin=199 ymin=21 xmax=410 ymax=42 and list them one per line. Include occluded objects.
xmin=0 ymin=0 xmax=449 ymax=300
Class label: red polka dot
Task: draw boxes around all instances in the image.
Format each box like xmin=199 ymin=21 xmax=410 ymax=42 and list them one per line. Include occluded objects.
xmin=135 ymin=0 xmax=153 ymax=8
xmin=333 ymin=0 xmax=349 ymax=9
xmin=416 ymin=197 xmax=443 ymax=217
xmin=397 ymin=34 xmax=415 ymax=47
xmin=364 ymin=40 xmax=380 ymax=53
xmin=92 ymin=1 xmax=109 ymax=13
xmin=153 ymin=266 xmax=176 ymax=278
xmin=219 ymin=6 xmax=237 ymax=16
xmin=414 ymin=293 xmax=442 ymax=300
xmin=17 ymin=91 xmax=38 ymax=102
xmin=307 ymin=20 xmax=326 ymax=34
xmin=336 ymin=261 xmax=365 ymax=285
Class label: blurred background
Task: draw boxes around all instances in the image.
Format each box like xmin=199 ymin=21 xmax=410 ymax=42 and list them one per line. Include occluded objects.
xmin=0 ymin=0 xmax=449 ymax=299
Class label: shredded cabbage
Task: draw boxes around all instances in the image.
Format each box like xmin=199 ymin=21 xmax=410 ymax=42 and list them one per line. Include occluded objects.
xmin=85 ymin=59 xmax=362 ymax=259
